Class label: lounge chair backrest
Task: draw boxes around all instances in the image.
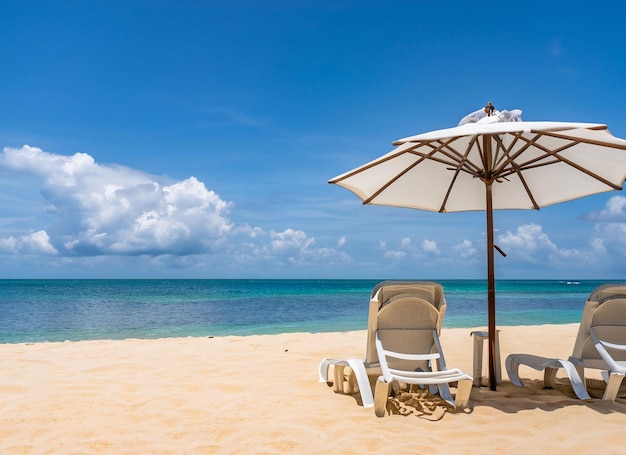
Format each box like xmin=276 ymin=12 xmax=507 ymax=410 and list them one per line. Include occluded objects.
xmin=365 ymin=281 xmax=447 ymax=366
xmin=376 ymin=296 xmax=439 ymax=372
xmin=379 ymin=286 xmax=435 ymax=307
xmin=572 ymin=284 xmax=626 ymax=360
xmin=588 ymin=284 xmax=626 ymax=302
xmin=583 ymin=297 xmax=626 ymax=362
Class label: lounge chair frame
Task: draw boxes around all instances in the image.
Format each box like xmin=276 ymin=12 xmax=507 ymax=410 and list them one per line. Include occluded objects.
xmin=372 ymin=297 xmax=472 ymax=416
xmin=319 ymin=281 xmax=449 ymax=410
xmin=506 ymin=284 xmax=626 ymax=401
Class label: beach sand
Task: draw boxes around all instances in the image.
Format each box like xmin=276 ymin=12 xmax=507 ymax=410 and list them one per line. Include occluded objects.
xmin=1 ymin=324 xmax=625 ymax=454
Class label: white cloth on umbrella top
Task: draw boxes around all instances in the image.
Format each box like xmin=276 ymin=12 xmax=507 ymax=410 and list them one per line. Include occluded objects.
xmin=458 ymin=108 xmax=523 ymax=126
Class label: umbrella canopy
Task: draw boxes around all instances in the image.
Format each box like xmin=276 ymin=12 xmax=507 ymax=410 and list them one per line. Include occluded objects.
xmin=329 ymin=113 xmax=626 ymax=390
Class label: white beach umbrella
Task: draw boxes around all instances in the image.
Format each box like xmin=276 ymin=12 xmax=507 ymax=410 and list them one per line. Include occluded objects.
xmin=329 ymin=110 xmax=626 ymax=390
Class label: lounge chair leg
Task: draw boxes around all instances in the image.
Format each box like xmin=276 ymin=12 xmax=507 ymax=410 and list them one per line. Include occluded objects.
xmin=454 ymin=379 xmax=473 ymax=409
xmin=344 ymin=368 xmax=358 ymax=395
xmin=575 ymin=365 xmax=585 ymax=386
xmin=374 ymin=377 xmax=392 ymax=417
xmin=544 ymin=367 xmax=558 ymax=389
xmin=505 ymin=355 xmax=523 ymax=387
xmin=602 ymin=372 xmax=625 ymax=401
xmin=333 ymin=364 xmax=346 ymax=393
xmin=437 ymin=383 xmax=455 ymax=407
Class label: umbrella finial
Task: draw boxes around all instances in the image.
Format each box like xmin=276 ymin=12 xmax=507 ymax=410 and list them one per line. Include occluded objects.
xmin=484 ymin=101 xmax=495 ymax=116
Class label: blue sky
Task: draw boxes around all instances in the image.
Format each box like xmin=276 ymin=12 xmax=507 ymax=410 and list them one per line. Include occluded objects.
xmin=1 ymin=1 xmax=626 ymax=279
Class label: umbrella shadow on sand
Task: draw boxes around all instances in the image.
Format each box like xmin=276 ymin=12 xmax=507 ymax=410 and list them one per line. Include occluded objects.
xmin=468 ymin=379 xmax=626 ymax=415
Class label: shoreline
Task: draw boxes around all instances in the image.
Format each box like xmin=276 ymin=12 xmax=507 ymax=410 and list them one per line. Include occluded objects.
xmin=2 ymin=324 xmax=625 ymax=453
xmin=0 ymin=321 xmax=587 ymax=346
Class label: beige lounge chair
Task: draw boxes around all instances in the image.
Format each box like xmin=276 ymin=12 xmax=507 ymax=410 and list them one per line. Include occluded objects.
xmin=319 ymin=281 xmax=448 ymax=409
xmin=588 ymin=296 xmax=626 ymax=400
xmin=506 ymin=283 xmax=626 ymax=400
xmin=372 ymin=295 xmax=472 ymax=416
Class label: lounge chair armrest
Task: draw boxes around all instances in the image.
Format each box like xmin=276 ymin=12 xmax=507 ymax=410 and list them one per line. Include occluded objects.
xmin=505 ymin=354 xmax=590 ymax=400
xmin=590 ymin=328 xmax=626 ymax=374
xmin=318 ymin=358 xmax=375 ymax=408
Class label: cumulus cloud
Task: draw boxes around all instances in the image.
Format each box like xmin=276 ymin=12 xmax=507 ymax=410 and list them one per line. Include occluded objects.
xmin=0 ymin=230 xmax=57 ymax=255
xmin=379 ymin=238 xmax=407 ymax=262
xmin=270 ymin=228 xmax=313 ymax=252
xmin=384 ymin=250 xmax=406 ymax=260
xmin=0 ymin=145 xmax=234 ymax=256
xmin=496 ymin=223 xmax=603 ymax=267
xmin=452 ymin=239 xmax=477 ymax=259
xmin=590 ymin=222 xmax=626 ymax=258
xmin=0 ymin=146 xmax=349 ymax=270
xmin=583 ymin=196 xmax=626 ymax=222
xmin=422 ymin=239 xmax=438 ymax=253
xmin=497 ymin=223 xmax=557 ymax=257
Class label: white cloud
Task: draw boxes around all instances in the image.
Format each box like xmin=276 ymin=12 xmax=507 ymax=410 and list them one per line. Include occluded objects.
xmin=452 ymin=239 xmax=476 ymax=259
xmin=0 ymin=236 xmax=18 ymax=253
xmin=497 ymin=223 xmax=557 ymax=258
xmin=0 ymin=230 xmax=57 ymax=255
xmin=496 ymin=223 xmax=603 ymax=267
xmin=583 ymin=196 xmax=626 ymax=222
xmin=591 ymin=222 xmax=626 ymax=257
xmin=22 ymin=230 xmax=58 ymax=254
xmin=270 ymin=228 xmax=313 ymax=252
xmin=0 ymin=146 xmax=352 ymax=271
xmin=384 ymin=250 xmax=406 ymax=260
xmin=422 ymin=239 xmax=438 ymax=253
xmin=0 ymin=145 xmax=237 ymax=256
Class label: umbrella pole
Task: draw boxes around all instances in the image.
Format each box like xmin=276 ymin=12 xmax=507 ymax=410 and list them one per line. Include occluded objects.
xmin=486 ymin=182 xmax=497 ymax=391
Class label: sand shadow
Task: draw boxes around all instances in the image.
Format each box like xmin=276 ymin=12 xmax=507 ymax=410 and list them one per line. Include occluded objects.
xmin=468 ymin=379 xmax=626 ymax=415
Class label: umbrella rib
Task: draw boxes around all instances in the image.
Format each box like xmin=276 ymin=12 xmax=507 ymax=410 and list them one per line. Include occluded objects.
xmin=409 ymin=139 xmax=481 ymax=174
xmin=494 ymin=132 xmax=624 ymax=190
xmin=328 ymin=148 xmax=410 ymax=183
xmin=492 ymin=132 xmax=537 ymax=176
xmin=540 ymin=129 xmax=626 ymax=151
xmin=362 ymin=137 xmax=480 ymax=207
xmin=361 ymin=152 xmax=429 ymax=205
xmin=521 ymin=136 xmax=623 ymax=190
xmin=511 ymin=163 xmax=540 ymax=210
xmin=439 ymin=137 xmax=478 ymax=212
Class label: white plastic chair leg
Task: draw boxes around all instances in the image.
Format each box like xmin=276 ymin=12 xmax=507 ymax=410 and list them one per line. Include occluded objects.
xmin=318 ymin=358 xmax=374 ymax=408
xmin=602 ymin=372 xmax=625 ymax=401
xmin=505 ymin=354 xmax=590 ymax=400
xmin=374 ymin=376 xmax=392 ymax=417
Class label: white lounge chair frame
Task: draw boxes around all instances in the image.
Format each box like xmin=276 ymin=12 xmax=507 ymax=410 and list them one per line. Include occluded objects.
xmin=318 ymin=358 xmax=374 ymax=408
xmin=506 ymin=284 xmax=626 ymax=400
xmin=374 ymin=328 xmax=473 ymax=416
xmin=505 ymin=354 xmax=590 ymax=400
xmin=371 ymin=295 xmax=472 ymax=417
xmin=588 ymin=295 xmax=626 ymax=400
xmin=590 ymin=328 xmax=626 ymax=400
xmin=319 ymin=281 xmax=447 ymax=409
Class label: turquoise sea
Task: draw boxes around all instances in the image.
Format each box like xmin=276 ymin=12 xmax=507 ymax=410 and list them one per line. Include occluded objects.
xmin=0 ymin=279 xmax=621 ymax=344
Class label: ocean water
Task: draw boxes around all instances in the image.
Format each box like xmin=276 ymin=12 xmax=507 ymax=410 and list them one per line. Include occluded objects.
xmin=0 ymin=279 xmax=620 ymax=344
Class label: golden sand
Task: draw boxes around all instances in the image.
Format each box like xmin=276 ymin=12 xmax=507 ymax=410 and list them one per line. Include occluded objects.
xmin=1 ymin=324 xmax=625 ymax=454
